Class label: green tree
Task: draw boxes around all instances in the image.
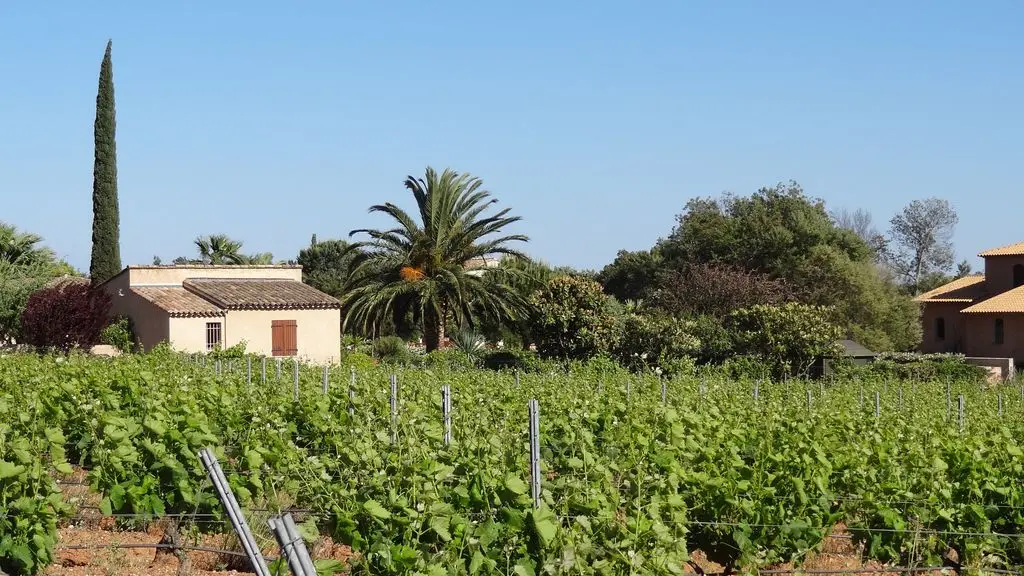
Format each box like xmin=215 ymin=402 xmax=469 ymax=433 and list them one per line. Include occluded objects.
xmin=297 ymin=235 xmax=360 ymax=298
xmin=529 ymin=275 xmax=618 ymax=361
xmin=886 ymin=198 xmax=959 ymax=293
xmin=596 ymin=249 xmax=662 ymax=302
xmin=344 ymin=167 xmax=529 ymax=351
xmin=654 ymin=182 xmax=918 ymax=352
xmin=89 ymin=40 xmax=121 ymax=285
xmin=727 ymin=302 xmax=842 ymax=378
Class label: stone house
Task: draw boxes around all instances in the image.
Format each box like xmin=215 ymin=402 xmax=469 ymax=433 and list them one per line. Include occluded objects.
xmin=916 ymin=241 xmax=1024 ymax=371
xmin=99 ymin=265 xmax=341 ymax=364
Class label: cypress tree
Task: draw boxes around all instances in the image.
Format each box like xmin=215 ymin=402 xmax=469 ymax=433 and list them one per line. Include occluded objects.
xmin=89 ymin=39 xmax=121 ymax=285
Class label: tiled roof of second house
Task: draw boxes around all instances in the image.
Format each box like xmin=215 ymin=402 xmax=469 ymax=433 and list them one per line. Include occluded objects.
xmin=962 ymin=286 xmax=1024 ymax=314
xmin=913 ymin=275 xmax=987 ymax=303
xmin=979 ymin=242 xmax=1024 ymax=257
xmin=183 ymin=279 xmax=341 ymax=310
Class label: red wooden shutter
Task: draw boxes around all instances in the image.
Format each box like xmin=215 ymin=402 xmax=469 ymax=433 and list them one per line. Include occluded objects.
xmin=272 ymin=320 xmax=297 ymax=356
xmin=285 ymin=321 xmax=298 ymax=356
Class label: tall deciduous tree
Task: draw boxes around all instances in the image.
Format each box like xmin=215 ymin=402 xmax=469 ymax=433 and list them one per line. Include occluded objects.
xmin=89 ymin=40 xmax=121 ymax=286
xmin=886 ymin=198 xmax=958 ymax=292
xmin=344 ymin=167 xmax=529 ymax=351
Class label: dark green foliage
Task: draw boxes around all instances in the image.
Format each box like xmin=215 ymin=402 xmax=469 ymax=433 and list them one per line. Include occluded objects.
xmin=726 ymin=303 xmax=843 ymax=379
xmin=99 ymin=315 xmax=134 ymax=353
xmin=372 ymin=336 xmax=412 ymax=365
xmin=596 ymin=249 xmax=661 ymax=302
xmin=649 ymin=182 xmax=920 ymax=351
xmin=297 ymin=235 xmax=359 ymax=298
xmin=529 ymin=276 xmax=617 ymax=361
xmin=89 ymin=40 xmax=121 ymax=286
xmin=688 ymin=314 xmax=736 ymax=365
xmin=481 ymin=348 xmax=545 ymax=372
xmin=611 ymin=313 xmax=700 ymax=375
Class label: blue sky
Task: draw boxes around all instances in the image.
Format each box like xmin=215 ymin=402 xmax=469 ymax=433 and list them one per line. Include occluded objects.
xmin=1 ymin=1 xmax=1022 ymax=273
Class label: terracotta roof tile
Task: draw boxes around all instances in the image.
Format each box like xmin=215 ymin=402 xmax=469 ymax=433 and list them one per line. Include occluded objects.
xmin=913 ymin=275 xmax=986 ymax=303
xmin=183 ymin=279 xmax=340 ymax=310
xmin=131 ymin=287 xmax=225 ymax=317
xmin=962 ymin=286 xmax=1024 ymax=314
xmin=979 ymin=242 xmax=1024 ymax=257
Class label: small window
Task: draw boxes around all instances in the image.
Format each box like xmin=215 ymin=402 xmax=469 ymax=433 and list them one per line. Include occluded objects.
xmin=1014 ymin=265 xmax=1024 ymax=288
xmin=935 ymin=317 xmax=945 ymax=341
xmin=206 ymin=322 xmax=222 ymax=351
xmin=994 ymin=318 xmax=1004 ymax=345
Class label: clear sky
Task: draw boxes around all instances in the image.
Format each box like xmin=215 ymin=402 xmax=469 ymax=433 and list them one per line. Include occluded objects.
xmin=1 ymin=1 xmax=1022 ymax=273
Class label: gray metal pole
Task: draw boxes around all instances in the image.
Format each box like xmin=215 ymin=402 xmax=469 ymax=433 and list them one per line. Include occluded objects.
xmin=267 ymin=517 xmax=307 ymax=576
xmin=261 ymin=357 xmax=266 ymax=384
xmin=528 ymin=398 xmax=541 ymax=509
xmin=246 ymin=356 xmax=251 ymax=387
xmin=322 ymin=365 xmax=329 ymax=394
xmin=660 ymin=378 xmax=667 ymax=404
xmin=753 ymin=381 xmax=759 ymax=403
xmin=958 ymin=395 xmax=965 ymax=432
xmin=390 ymin=375 xmax=398 ymax=444
xmin=282 ymin=513 xmax=317 ymax=576
xmin=348 ymin=368 xmax=356 ymax=417
xmin=199 ymin=449 xmax=271 ymax=576
xmin=807 ymin=389 xmax=812 ymax=411
xmin=293 ymin=361 xmax=299 ymax=401
xmin=442 ymin=384 xmax=452 ymax=446
xmin=875 ymin=391 xmax=880 ymax=419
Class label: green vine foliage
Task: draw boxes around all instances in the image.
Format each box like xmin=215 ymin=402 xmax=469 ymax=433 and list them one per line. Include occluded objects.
xmin=0 ymin=353 xmax=1023 ymax=573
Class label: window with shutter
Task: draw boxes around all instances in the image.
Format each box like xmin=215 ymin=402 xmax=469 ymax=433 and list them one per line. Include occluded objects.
xmin=271 ymin=320 xmax=298 ymax=356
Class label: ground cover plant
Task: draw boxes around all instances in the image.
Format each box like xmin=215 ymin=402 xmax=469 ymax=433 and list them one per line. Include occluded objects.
xmin=0 ymin=351 xmax=1022 ymax=574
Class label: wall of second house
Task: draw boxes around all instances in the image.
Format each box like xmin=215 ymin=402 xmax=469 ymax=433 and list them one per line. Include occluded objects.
xmin=962 ymin=313 xmax=1024 ymax=363
xmin=102 ymin=274 xmax=169 ymax=351
xmin=920 ymin=302 xmax=968 ymax=353
xmin=222 ymin=309 xmax=341 ymax=364
xmin=168 ymin=316 xmax=222 ymax=354
xmin=984 ymin=256 xmax=1024 ymax=294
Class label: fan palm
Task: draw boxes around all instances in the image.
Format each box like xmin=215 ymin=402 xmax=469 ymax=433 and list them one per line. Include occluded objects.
xmin=0 ymin=222 xmax=54 ymax=266
xmin=193 ymin=234 xmax=244 ymax=264
xmin=344 ymin=167 xmax=529 ymax=351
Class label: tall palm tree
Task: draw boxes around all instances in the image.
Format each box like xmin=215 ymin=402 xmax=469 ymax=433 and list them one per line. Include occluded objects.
xmin=344 ymin=167 xmax=529 ymax=351
xmin=193 ymin=234 xmax=244 ymax=264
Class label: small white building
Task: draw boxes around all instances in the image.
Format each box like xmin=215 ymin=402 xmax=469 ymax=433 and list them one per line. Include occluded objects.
xmin=100 ymin=265 xmax=341 ymax=364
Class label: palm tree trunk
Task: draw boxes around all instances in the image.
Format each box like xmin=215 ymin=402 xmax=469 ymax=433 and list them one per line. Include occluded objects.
xmin=423 ymin=309 xmax=444 ymax=352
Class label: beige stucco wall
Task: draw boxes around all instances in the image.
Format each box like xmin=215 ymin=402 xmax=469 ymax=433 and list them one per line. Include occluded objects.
xmin=167 ymin=316 xmax=221 ymax=354
xmin=126 ymin=265 xmax=301 ymax=286
xmin=224 ymin=309 xmax=340 ymax=364
xmin=102 ymin=273 xmax=170 ymax=351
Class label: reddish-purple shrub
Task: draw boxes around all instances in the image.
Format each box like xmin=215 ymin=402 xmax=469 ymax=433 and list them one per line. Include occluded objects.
xmin=20 ymin=282 xmax=112 ymax=352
